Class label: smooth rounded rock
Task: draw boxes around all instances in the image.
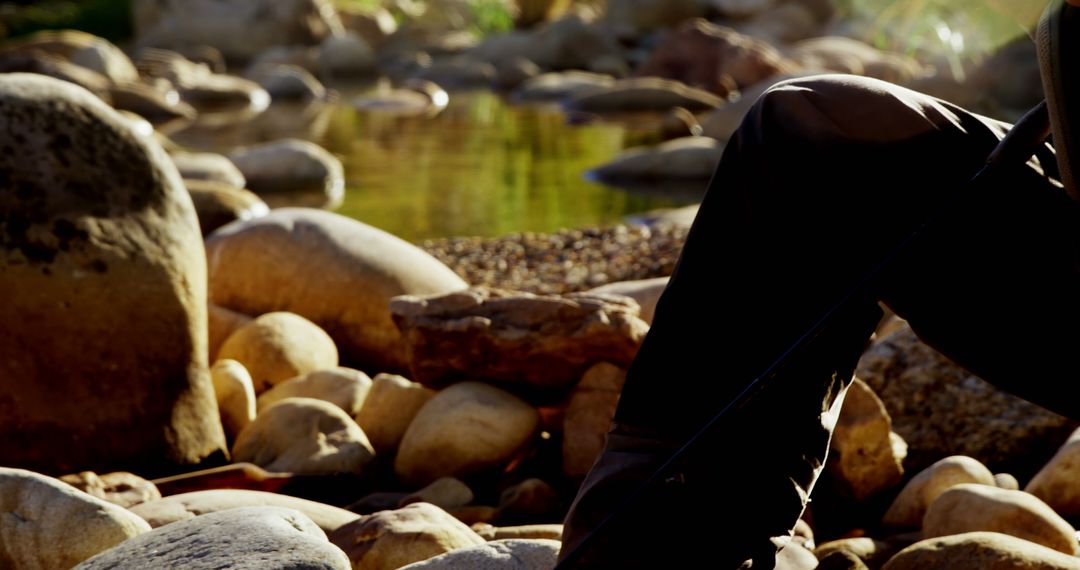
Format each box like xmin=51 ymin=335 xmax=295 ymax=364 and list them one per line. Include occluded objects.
xmin=206 ymin=208 xmax=468 ymax=371
xmin=882 ymin=532 xmax=1080 ymax=570
xmin=883 ymin=456 xmax=996 ymax=528
xmin=317 ymin=32 xmax=376 ymax=79
xmin=1027 ymin=426 xmax=1080 ymax=517
xmin=185 ymin=179 xmax=269 ymax=236
xmin=474 ymin=524 xmax=563 ymax=541
xmin=586 ymin=277 xmax=667 ymax=324
xmin=1 ymin=467 xmax=151 ymax=569
xmin=58 ymin=471 xmax=161 ymax=509
xmin=398 ymin=539 xmax=560 ymax=569
xmin=355 ymin=373 xmax=437 ymax=453
xmin=233 ymin=397 xmax=375 ymax=475
xmin=565 ymin=78 xmax=725 ymax=113
xmin=0 ymin=73 xmax=226 ymax=473
xmin=258 ymin=367 xmax=372 ymax=416
xmin=328 ymin=502 xmax=486 ymax=570
xmin=74 ymin=506 xmax=350 ymax=569
xmin=588 ymin=137 xmax=724 ymax=182
xmin=129 ymin=489 xmax=359 ymax=533
xmin=923 ymin=484 xmax=1078 ymax=555
xmin=210 ymin=359 xmax=257 ymax=440
xmin=814 ymin=537 xmax=898 ymax=569
xmin=401 ymin=477 xmax=474 ymax=510
xmin=208 ymin=303 xmax=252 ymax=362
xmin=218 ymin=311 xmax=339 ymax=393
xmin=562 ymin=363 xmax=626 ymax=479
xmin=826 ymin=378 xmax=906 ymax=500
xmin=171 ymin=151 xmax=246 ymax=187
xmin=227 ymin=139 xmax=344 ymax=209
xmin=396 ymin=382 xmax=540 ymax=486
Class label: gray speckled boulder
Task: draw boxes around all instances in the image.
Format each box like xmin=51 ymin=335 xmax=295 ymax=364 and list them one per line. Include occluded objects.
xmin=0 ymin=73 xmax=226 ymax=474
xmin=399 ymin=539 xmax=560 ymax=570
xmin=74 ymin=506 xmax=350 ymax=569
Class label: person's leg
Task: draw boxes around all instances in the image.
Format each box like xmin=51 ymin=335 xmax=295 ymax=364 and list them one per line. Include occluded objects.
xmin=560 ymin=74 xmax=1066 ymax=568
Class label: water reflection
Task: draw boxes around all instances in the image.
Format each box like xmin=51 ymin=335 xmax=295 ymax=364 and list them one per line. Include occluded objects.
xmin=176 ymin=87 xmax=705 ymax=242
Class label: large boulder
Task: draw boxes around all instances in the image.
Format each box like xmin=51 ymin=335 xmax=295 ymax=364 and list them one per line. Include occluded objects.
xmin=328 ymin=503 xmax=486 ymax=570
xmin=0 ymin=73 xmax=226 ymax=473
xmin=587 ymin=136 xmax=724 ymax=183
xmin=74 ymin=507 xmax=350 ymax=569
xmin=398 ymin=539 xmax=561 ymax=569
xmin=133 ymin=0 xmax=344 ymax=63
xmin=1 ymin=468 xmax=151 ymax=569
xmin=129 ymin=489 xmax=359 ymax=533
xmin=206 ymin=208 xmax=468 ymax=371
xmin=922 ymin=484 xmax=1078 ymax=555
xmin=635 ymin=19 xmax=795 ymax=96
xmin=232 ymin=398 xmax=376 ymax=475
xmin=856 ymin=323 xmax=1077 ymax=477
xmin=395 ymin=382 xmax=540 ymax=486
xmin=824 ymin=378 xmax=906 ymax=501
xmin=390 ymin=288 xmax=648 ymax=393
xmin=882 ymin=532 xmax=1080 ymax=570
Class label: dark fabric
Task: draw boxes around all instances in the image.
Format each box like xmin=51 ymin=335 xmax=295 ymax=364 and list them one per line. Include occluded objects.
xmin=560 ymin=74 xmax=1075 ymax=568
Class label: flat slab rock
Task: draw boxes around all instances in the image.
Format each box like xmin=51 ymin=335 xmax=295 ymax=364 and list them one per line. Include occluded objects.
xmin=391 ymin=287 xmax=648 ymax=393
xmin=74 ymin=506 xmax=350 ymax=569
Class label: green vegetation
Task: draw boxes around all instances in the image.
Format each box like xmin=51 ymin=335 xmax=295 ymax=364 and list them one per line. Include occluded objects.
xmin=0 ymin=0 xmax=134 ymax=41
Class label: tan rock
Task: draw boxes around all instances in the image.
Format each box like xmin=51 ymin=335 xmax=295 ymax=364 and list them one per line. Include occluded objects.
xmin=814 ymin=537 xmax=898 ymax=569
xmin=232 ymin=397 xmax=375 ymax=475
xmin=817 ymin=550 xmax=869 ymax=570
xmin=777 ymin=541 xmax=821 ymax=570
xmin=58 ymin=471 xmax=161 ymax=509
xmin=474 ymin=524 xmax=563 ymax=541
xmin=208 ymin=303 xmax=252 ymax=362
xmin=447 ymin=505 xmax=499 ymax=526
xmin=883 ymin=456 xmax=996 ymax=528
xmin=328 ymin=502 xmax=486 ymax=570
xmin=210 ymin=359 xmax=257 ymax=440
xmin=1026 ymin=426 xmax=1080 ymax=517
xmin=882 ymin=532 xmax=1080 ymax=570
xmin=401 ymin=477 xmax=474 ymax=510
xmin=391 ymin=288 xmax=647 ymax=392
xmin=0 ymin=467 xmax=151 ymax=569
xmin=923 ymin=484 xmax=1078 ymax=555
xmin=206 ymin=208 xmax=467 ymax=371
xmin=396 ymin=382 xmax=540 ymax=486
xmin=258 ymin=367 xmax=372 ymax=417
xmin=129 ymin=489 xmax=359 ymax=533
xmin=997 ymin=473 xmax=1020 ymax=490
xmin=588 ymin=136 xmax=724 ymax=182
xmin=586 ymin=278 xmax=667 ymax=324
xmin=355 ymin=373 xmax=437 ymax=453
xmin=218 ymin=311 xmax=339 ymax=393
xmin=565 ymin=77 xmax=725 ymax=113
xmin=0 ymin=73 xmax=226 ymax=473
xmin=826 ymin=378 xmax=906 ymax=501
xmin=184 ymin=178 xmax=268 ymax=236
xmin=134 ymin=48 xmax=270 ymax=113
xmin=511 ymin=70 xmax=615 ymax=102
xmin=562 ymin=363 xmax=626 ymax=478
xmin=2 ymin=30 xmax=138 ymax=84
xmin=634 ymin=19 xmax=794 ymax=96
xmin=397 ymin=538 xmax=561 ymax=570
xmin=227 ymin=139 xmax=344 ymax=210
xmin=171 ymin=151 xmax=246 ymax=188
xmin=0 ymin=50 xmax=111 ymax=98
xmin=108 ymin=81 xmax=196 ymax=132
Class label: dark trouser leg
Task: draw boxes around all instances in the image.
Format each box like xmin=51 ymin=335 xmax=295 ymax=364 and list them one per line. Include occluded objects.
xmin=560 ymin=74 xmax=1070 ymax=568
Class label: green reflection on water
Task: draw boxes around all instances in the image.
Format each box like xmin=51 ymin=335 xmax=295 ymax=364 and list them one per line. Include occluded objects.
xmin=322 ymin=90 xmax=696 ymax=242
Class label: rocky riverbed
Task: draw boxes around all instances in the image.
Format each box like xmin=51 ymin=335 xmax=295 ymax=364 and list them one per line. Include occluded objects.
xmin=0 ymin=0 xmax=1065 ymax=569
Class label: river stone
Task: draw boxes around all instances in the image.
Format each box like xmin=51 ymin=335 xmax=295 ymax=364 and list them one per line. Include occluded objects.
xmin=247 ymin=63 xmax=327 ymax=101
xmin=635 ymin=19 xmax=794 ymax=97
xmin=923 ymin=484 xmax=1078 ymax=555
xmin=398 ymin=539 xmax=560 ymax=570
xmin=511 ymin=71 xmax=615 ymax=102
xmin=401 ymin=478 xmax=474 ymax=510
xmin=881 ymin=532 xmax=1080 ymax=570
xmin=108 ymin=81 xmax=197 ymax=132
xmin=2 ymin=30 xmax=138 ymax=84
xmin=129 ymin=489 xmax=359 ymax=533
xmin=58 ymin=471 xmax=161 ymax=509
xmin=210 ymin=359 xmax=257 ymax=440
xmin=390 ymin=287 xmax=648 ymax=393
xmin=1026 ymin=426 xmax=1080 ymax=517
xmin=475 ymin=524 xmax=563 ymax=541
xmin=883 ymin=455 xmax=996 ymax=528
xmin=563 ymin=363 xmax=626 ymax=479
xmin=0 ymin=73 xmax=226 ymax=473
xmin=208 ymin=303 xmax=252 ymax=362
xmin=74 ymin=506 xmax=349 ymax=570
xmin=0 ymin=467 xmax=151 ymax=570
xmin=232 ymin=397 xmax=376 ymax=476
xmin=526 ymin=14 xmax=623 ymax=71
xmin=856 ymin=323 xmax=1077 ymax=478
xmin=317 ymin=32 xmax=376 ymax=80
xmin=814 ymin=537 xmax=898 ymax=570
xmin=586 ymin=277 xmax=667 ymax=324
xmin=135 ymin=48 xmax=270 ymax=112
xmin=0 ymin=49 xmax=112 ymax=100
xmin=227 ymin=139 xmax=344 ymax=209
xmin=258 ymin=367 xmax=372 ymax=416
xmin=185 ymin=179 xmax=269 ymax=236
xmin=396 ymin=382 xmax=540 ymax=486
xmin=355 ymin=373 xmax=438 ymax=454
xmin=825 ymin=378 xmax=906 ymax=501
xmin=171 ymin=151 xmax=246 ymax=188
xmin=588 ymin=136 xmax=724 ymax=182
xmin=564 ymin=78 xmax=725 ymax=113
xmin=329 ymin=503 xmax=486 ymax=570
xmin=217 ymin=311 xmax=339 ymax=393
xmin=206 ymin=208 xmax=468 ymax=371
xmin=133 ymin=0 xmax=343 ymax=63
